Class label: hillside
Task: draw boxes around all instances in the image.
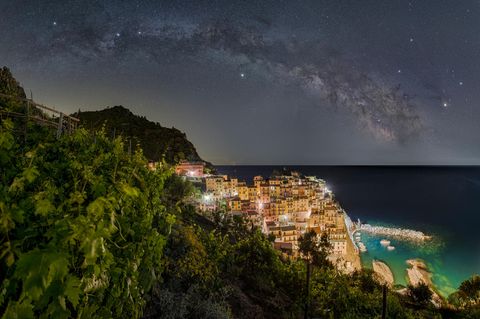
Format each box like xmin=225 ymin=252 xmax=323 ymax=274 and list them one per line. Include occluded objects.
xmin=0 ymin=67 xmax=27 ymax=113
xmin=73 ymin=106 xmax=209 ymax=166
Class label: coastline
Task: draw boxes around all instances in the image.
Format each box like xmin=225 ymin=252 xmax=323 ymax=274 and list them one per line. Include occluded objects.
xmin=343 ymin=213 xmax=362 ymax=272
xmin=215 ymin=166 xmax=480 ymax=301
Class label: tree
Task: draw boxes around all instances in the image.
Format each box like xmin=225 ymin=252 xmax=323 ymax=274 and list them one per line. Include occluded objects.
xmin=449 ymin=275 xmax=480 ymax=308
xmin=298 ymin=231 xmax=332 ymax=318
xmin=298 ymin=230 xmax=332 ymax=269
xmin=458 ymin=275 xmax=480 ymax=305
xmin=407 ymin=283 xmax=433 ymax=306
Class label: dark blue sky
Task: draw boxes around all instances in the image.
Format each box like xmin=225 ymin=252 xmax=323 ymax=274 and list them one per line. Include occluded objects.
xmin=1 ymin=0 xmax=479 ymax=164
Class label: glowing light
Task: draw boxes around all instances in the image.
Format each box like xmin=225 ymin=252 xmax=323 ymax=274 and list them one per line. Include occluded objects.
xmin=53 ymin=21 xmax=57 ymax=26
xmin=203 ymin=194 xmax=211 ymax=202
xmin=306 ymin=210 xmax=312 ymax=219
xmin=443 ymin=102 xmax=448 ymax=108
xmin=240 ymin=73 xmax=245 ymax=78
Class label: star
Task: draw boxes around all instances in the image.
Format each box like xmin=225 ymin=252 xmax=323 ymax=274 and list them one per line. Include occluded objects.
xmin=443 ymin=102 xmax=448 ymax=108
xmin=459 ymin=81 xmax=463 ymax=86
xmin=409 ymin=37 xmax=414 ymax=42
xmin=240 ymin=73 xmax=245 ymax=78
xmin=52 ymin=21 xmax=57 ymax=26
xmin=397 ymin=69 xmax=402 ymax=73
xmin=116 ymin=32 xmax=121 ymax=37
xmin=137 ymin=31 xmax=142 ymax=35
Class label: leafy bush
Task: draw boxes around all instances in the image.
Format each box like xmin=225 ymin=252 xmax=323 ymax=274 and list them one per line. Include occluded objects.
xmin=0 ymin=121 xmax=173 ymax=318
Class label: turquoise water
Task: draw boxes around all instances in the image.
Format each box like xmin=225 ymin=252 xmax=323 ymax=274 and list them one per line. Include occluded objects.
xmin=216 ymin=166 xmax=480 ymax=297
xmin=358 ymin=221 xmax=468 ymax=297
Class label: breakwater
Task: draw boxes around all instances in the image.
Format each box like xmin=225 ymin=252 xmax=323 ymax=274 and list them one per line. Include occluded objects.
xmin=357 ymin=223 xmax=430 ymax=241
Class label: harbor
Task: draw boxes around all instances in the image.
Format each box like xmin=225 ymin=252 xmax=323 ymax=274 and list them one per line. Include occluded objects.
xmin=355 ymin=220 xmax=431 ymax=242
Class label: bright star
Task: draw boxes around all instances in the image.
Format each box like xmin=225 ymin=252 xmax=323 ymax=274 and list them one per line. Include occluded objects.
xmin=116 ymin=33 xmax=121 ymax=37
xmin=240 ymin=73 xmax=245 ymax=78
xmin=443 ymin=102 xmax=448 ymax=108
xmin=397 ymin=69 xmax=402 ymax=73
xmin=409 ymin=37 xmax=414 ymax=42
xmin=53 ymin=21 xmax=57 ymax=26
xmin=459 ymin=81 xmax=463 ymax=86
xmin=137 ymin=31 xmax=142 ymax=35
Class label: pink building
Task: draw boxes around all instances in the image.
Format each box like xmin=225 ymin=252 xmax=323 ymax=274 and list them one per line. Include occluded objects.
xmin=175 ymin=161 xmax=205 ymax=177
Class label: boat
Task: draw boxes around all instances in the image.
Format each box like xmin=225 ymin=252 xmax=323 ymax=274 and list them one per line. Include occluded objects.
xmin=358 ymin=242 xmax=367 ymax=252
xmin=387 ymin=245 xmax=395 ymax=251
xmin=380 ymin=239 xmax=391 ymax=246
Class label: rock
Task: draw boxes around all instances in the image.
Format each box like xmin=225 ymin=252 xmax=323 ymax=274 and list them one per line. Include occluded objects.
xmin=372 ymin=260 xmax=394 ymax=287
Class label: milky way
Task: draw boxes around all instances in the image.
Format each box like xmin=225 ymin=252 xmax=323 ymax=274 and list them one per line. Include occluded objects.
xmin=1 ymin=0 xmax=479 ymax=164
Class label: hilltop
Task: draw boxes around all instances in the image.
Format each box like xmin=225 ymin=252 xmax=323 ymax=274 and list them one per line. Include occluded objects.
xmin=73 ymin=106 xmax=210 ymax=166
xmin=0 ymin=66 xmax=209 ymax=168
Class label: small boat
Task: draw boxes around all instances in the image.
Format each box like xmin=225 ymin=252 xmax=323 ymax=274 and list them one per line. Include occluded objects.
xmin=380 ymin=239 xmax=391 ymax=246
xmin=387 ymin=245 xmax=395 ymax=251
xmin=358 ymin=242 xmax=367 ymax=252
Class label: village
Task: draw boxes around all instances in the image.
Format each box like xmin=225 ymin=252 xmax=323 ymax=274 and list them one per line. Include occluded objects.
xmin=175 ymin=161 xmax=361 ymax=272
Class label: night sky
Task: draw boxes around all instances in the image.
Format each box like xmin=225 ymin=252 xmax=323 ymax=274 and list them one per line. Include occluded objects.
xmin=1 ymin=0 xmax=479 ymax=165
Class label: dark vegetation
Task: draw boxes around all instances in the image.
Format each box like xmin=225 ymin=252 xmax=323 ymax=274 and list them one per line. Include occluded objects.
xmin=1 ymin=67 xmax=479 ymax=318
xmin=72 ymin=106 xmax=210 ymax=167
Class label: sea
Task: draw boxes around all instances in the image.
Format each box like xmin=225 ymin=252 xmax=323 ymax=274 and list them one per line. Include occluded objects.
xmin=215 ymin=165 xmax=480 ymax=297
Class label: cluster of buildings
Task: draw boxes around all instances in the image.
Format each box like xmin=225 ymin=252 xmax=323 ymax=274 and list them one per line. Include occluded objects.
xmin=172 ymin=162 xmax=358 ymax=269
xmin=199 ymin=171 xmax=354 ymax=260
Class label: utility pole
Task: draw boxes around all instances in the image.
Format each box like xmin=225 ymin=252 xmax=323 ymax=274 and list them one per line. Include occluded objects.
xmin=24 ymin=92 xmax=31 ymax=142
xmin=304 ymin=261 xmax=311 ymax=319
xmin=381 ymin=284 xmax=387 ymax=319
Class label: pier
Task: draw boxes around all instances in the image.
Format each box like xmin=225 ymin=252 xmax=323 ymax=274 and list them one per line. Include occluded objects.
xmin=356 ymin=222 xmax=430 ymax=241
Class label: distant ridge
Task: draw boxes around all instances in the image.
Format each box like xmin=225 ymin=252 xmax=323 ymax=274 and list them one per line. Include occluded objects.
xmin=73 ymin=106 xmax=210 ymax=166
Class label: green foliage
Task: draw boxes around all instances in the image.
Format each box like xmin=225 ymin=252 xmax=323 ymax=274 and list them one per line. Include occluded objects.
xmin=0 ymin=67 xmax=26 ymax=113
xmin=448 ymin=275 xmax=480 ymax=316
xmin=407 ymin=283 xmax=433 ymax=306
xmin=298 ymin=230 xmax=332 ymax=268
xmin=458 ymin=275 xmax=480 ymax=305
xmin=0 ymin=122 xmax=172 ymax=318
